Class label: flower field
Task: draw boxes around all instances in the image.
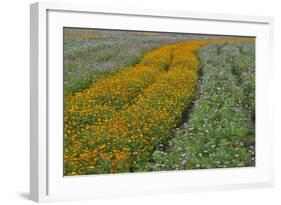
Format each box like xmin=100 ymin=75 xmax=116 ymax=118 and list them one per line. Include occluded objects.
xmin=150 ymin=42 xmax=255 ymax=170
xmin=63 ymin=30 xmax=255 ymax=176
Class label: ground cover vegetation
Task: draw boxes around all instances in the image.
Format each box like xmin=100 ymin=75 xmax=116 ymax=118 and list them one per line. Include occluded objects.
xmin=63 ymin=29 xmax=255 ymax=176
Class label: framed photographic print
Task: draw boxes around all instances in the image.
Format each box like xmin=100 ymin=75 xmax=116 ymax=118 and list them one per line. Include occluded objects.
xmin=30 ymin=1 xmax=274 ymax=202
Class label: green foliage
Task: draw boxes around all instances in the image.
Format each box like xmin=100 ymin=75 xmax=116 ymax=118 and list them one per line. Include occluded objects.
xmin=221 ymin=42 xmax=255 ymax=121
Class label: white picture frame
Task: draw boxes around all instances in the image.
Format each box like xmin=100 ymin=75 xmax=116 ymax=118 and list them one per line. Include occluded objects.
xmin=30 ymin=1 xmax=274 ymax=202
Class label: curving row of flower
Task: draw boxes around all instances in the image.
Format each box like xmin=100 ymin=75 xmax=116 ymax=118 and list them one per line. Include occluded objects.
xmin=64 ymin=43 xmax=177 ymax=175
xmin=64 ymin=38 xmax=254 ymax=176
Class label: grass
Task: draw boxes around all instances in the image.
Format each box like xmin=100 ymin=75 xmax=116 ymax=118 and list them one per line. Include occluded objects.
xmin=149 ymin=42 xmax=255 ymax=171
